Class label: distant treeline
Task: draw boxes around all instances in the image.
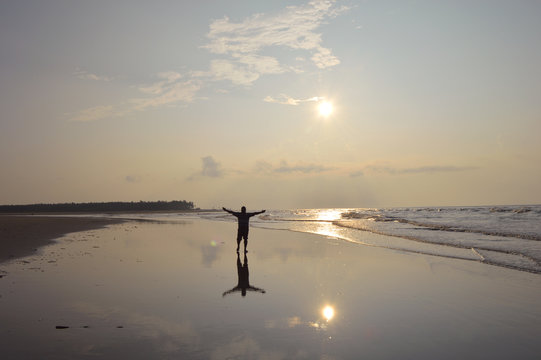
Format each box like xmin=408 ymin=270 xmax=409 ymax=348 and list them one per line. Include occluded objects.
xmin=0 ymin=200 xmax=195 ymax=213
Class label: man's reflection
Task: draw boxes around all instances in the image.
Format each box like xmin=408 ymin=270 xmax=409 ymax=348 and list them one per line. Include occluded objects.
xmin=222 ymin=252 xmax=266 ymax=297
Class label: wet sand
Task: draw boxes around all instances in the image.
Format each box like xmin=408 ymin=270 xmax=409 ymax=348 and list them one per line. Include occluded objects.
xmin=0 ymin=215 xmax=123 ymax=264
xmin=0 ymin=217 xmax=540 ymax=359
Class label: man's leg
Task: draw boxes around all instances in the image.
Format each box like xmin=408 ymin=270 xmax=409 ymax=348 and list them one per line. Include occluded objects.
xmin=236 ymin=230 xmax=242 ymax=252
xmin=238 ymin=226 xmax=248 ymax=252
xmin=243 ymin=234 xmax=248 ymax=252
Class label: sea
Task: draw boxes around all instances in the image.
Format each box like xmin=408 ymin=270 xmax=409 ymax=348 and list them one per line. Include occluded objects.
xmin=111 ymin=205 xmax=541 ymax=275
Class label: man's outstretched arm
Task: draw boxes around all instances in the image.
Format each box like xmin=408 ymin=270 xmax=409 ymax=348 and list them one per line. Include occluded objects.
xmin=247 ymin=285 xmax=266 ymax=294
xmin=222 ymin=287 xmax=241 ymax=297
xmin=248 ymin=210 xmax=266 ymax=217
xmin=222 ymin=207 xmax=234 ymax=214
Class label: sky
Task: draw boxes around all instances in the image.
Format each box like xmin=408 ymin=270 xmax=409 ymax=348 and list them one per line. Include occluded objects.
xmin=1 ymin=0 xmax=540 ymax=209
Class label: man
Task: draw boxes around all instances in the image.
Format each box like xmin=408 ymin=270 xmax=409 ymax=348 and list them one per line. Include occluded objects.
xmin=222 ymin=206 xmax=265 ymax=252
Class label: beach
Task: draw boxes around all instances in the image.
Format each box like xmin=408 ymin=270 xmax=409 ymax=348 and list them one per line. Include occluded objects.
xmin=0 ymin=216 xmax=123 ymax=264
xmin=1 ymin=215 xmax=540 ymax=359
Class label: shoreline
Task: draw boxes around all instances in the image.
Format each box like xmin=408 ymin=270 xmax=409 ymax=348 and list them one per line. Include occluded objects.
xmin=2 ymin=211 xmax=540 ymax=275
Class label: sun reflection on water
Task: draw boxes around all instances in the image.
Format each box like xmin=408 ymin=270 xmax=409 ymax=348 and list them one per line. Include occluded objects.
xmin=323 ymin=305 xmax=335 ymax=321
xmin=312 ymin=222 xmax=341 ymax=239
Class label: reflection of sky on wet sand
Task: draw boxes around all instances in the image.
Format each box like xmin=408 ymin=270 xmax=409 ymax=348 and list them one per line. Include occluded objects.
xmin=1 ymin=219 xmax=540 ymax=359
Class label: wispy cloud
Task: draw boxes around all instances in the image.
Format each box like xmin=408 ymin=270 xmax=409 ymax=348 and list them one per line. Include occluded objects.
xmin=263 ymin=162 xmax=479 ymax=178
xmin=73 ymin=68 xmax=112 ymax=81
xmin=125 ymin=175 xmax=141 ymax=183
xmin=400 ymin=165 xmax=479 ymax=174
xmin=137 ymin=71 xmax=184 ymax=95
xmin=275 ymin=161 xmax=333 ymax=174
xmin=130 ymin=77 xmax=201 ymax=111
xmin=349 ymin=170 xmax=364 ymax=177
xmin=203 ymin=0 xmax=348 ymax=85
xmin=208 ymin=59 xmax=261 ymax=85
xmin=255 ymin=160 xmax=334 ymax=175
xmin=365 ymin=164 xmax=479 ymax=175
xmin=186 ymin=158 xmax=475 ymax=181
xmin=68 ymin=105 xmax=124 ymax=122
xmin=264 ymin=94 xmax=322 ymax=105
xmin=69 ymin=72 xmax=201 ymax=121
xmin=68 ymin=1 xmax=348 ymax=121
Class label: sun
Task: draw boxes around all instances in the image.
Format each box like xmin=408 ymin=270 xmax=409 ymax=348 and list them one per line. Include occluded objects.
xmin=318 ymin=101 xmax=333 ymax=117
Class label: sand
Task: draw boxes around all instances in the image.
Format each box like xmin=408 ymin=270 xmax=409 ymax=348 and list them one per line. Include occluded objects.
xmin=0 ymin=215 xmax=124 ymax=264
xmin=0 ymin=216 xmax=540 ymax=359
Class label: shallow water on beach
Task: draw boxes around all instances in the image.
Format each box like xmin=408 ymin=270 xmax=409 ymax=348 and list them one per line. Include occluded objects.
xmin=193 ymin=205 xmax=541 ymax=274
xmin=101 ymin=205 xmax=541 ymax=273
xmin=1 ymin=219 xmax=540 ymax=359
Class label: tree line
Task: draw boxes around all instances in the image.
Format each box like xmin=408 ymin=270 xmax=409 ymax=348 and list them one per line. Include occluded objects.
xmin=0 ymin=200 xmax=195 ymax=213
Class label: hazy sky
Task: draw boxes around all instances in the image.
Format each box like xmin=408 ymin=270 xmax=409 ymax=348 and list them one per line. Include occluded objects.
xmin=1 ymin=0 xmax=540 ymax=209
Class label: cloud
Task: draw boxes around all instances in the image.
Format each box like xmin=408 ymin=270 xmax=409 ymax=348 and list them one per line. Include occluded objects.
xmin=68 ymin=1 xmax=349 ymax=121
xmin=203 ymin=0 xmax=348 ymax=85
xmin=255 ymin=160 xmax=334 ymax=175
xmin=264 ymin=94 xmax=322 ymax=105
xmin=68 ymin=105 xmax=123 ymax=122
xmin=131 ymin=79 xmax=201 ymax=111
xmin=186 ymin=158 xmax=477 ymax=182
xmin=201 ymin=156 xmax=223 ymax=177
xmin=187 ymin=158 xmax=334 ymax=180
xmin=137 ymin=71 xmax=184 ymax=95
xmin=207 ymin=53 xmax=287 ymax=85
xmin=275 ymin=161 xmax=333 ymax=174
xmin=73 ymin=68 xmax=112 ymax=81
xmin=69 ymin=72 xmax=201 ymax=121
xmin=400 ymin=165 xmax=479 ymax=174
xmin=209 ymin=59 xmax=260 ymax=85
xmin=236 ymin=54 xmax=285 ymax=74
xmin=365 ymin=165 xmax=479 ymax=175
xmin=188 ymin=156 xmax=224 ymax=180
xmin=125 ymin=175 xmax=140 ymax=183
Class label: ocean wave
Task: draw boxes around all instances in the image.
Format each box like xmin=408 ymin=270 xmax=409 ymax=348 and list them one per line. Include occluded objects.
xmin=339 ymin=210 xmax=541 ymax=241
xmin=490 ymin=206 xmax=536 ymax=214
xmin=329 ymin=220 xmax=541 ymax=274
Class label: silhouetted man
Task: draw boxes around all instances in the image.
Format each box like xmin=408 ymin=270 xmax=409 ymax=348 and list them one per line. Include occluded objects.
xmin=222 ymin=253 xmax=266 ymax=297
xmin=222 ymin=206 xmax=265 ymax=252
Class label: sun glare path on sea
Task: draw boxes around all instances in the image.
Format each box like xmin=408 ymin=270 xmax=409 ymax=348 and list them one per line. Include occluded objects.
xmin=316 ymin=209 xmax=342 ymax=221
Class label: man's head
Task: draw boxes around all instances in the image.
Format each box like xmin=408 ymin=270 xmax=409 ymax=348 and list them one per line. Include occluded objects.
xmin=241 ymin=206 xmax=246 ymax=213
